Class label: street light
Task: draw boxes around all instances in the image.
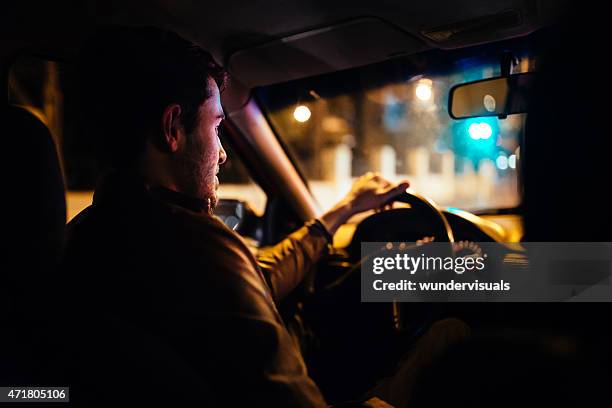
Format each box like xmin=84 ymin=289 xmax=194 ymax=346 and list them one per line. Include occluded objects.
xmin=294 ymin=105 xmax=311 ymax=122
xmin=415 ymin=78 xmax=433 ymax=101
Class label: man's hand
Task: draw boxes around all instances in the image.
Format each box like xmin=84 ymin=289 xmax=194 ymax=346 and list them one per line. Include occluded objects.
xmin=363 ymin=397 xmax=395 ymax=408
xmin=319 ymin=172 xmax=409 ymax=236
xmin=341 ymin=172 xmax=410 ymax=214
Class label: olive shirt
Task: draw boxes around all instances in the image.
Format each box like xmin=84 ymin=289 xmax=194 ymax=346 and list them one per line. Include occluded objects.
xmin=62 ymin=171 xmax=330 ymax=407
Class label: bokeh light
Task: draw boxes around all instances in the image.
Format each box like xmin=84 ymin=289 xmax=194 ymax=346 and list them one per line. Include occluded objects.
xmin=293 ymin=105 xmax=311 ymax=122
xmin=415 ymin=79 xmax=433 ymax=101
xmin=496 ymin=154 xmax=509 ymax=170
xmin=468 ymin=122 xmax=493 ymax=140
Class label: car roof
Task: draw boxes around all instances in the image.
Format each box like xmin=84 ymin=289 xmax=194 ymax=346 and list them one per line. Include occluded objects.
xmin=3 ymin=1 xmax=565 ymax=83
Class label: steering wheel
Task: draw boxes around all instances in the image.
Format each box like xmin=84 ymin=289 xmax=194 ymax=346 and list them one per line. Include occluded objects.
xmin=347 ymin=189 xmax=454 ymax=260
xmin=343 ymin=189 xmax=456 ymax=332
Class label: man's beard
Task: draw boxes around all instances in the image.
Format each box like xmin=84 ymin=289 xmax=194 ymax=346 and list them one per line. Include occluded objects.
xmin=179 ymin=137 xmax=218 ymax=213
xmin=207 ymin=174 xmax=219 ymax=213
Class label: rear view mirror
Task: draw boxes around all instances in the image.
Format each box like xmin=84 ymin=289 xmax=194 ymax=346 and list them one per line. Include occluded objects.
xmin=448 ymin=72 xmax=536 ymax=119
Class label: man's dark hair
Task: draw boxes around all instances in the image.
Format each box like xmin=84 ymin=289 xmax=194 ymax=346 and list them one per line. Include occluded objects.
xmin=77 ymin=26 xmax=227 ymax=169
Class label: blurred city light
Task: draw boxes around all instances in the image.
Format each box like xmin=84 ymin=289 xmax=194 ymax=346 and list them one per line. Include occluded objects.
xmin=508 ymin=154 xmax=517 ymax=169
xmin=415 ymin=79 xmax=433 ymax=101
xmin=496 ymin=154 xmax=509 ymax=170
xmin=468 ymin=122 xmax=493 ymax=140
xmin=293 ymin=105 xmax=311 ymax=122
xmin=483 ymin=94 xmax=496 ymax=112
xmin=454 ymin=117 xmax=499 ymax=166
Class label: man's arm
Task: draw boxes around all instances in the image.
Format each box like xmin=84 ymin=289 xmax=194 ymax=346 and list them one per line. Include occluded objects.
xmin=256 ymin=173 xmax=410 ymax=302
xmin=256 ymin=219 xmax=331 ymax=301
xmin=174 ymin=213 xmax=328 ymax=407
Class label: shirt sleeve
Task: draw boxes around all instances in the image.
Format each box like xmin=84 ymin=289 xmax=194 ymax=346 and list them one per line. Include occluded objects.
xmin=256 ymin=219 xmax=332 ymax=302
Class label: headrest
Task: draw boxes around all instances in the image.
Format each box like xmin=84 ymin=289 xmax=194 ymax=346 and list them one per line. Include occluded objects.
xmin=2 ymin=105 xmax=66 ymax=276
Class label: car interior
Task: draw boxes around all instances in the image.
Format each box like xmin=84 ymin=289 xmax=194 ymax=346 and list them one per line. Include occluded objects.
xmin=2 ymin=0 xmax=611 ymax=405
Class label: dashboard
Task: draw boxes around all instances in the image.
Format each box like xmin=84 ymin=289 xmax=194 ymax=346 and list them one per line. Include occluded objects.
xmin=332 ymin=208 xmax=522 ymax=249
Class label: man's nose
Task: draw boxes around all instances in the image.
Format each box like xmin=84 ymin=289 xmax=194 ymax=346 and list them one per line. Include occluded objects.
xmin=218 ymin=140 xmax=227 ymax=165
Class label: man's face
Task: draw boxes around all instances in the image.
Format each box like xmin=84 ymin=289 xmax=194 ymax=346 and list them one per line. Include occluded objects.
xmin=178 ymin=78 xmax=226 ymax=208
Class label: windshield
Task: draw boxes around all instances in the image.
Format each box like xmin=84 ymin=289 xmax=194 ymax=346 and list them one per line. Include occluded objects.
xmin=256 ymin=34 xmax=539 ymax=212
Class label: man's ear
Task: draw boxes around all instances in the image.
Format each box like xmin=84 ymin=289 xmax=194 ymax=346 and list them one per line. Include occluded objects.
xmin=160 ymin=104 xmax=183 ymax=153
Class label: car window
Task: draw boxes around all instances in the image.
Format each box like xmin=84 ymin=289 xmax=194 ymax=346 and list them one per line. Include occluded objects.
xmin=8 ymin=55 xmax=266 ymax=220
xmin=256 ymin=34 xmax=539 ymax=213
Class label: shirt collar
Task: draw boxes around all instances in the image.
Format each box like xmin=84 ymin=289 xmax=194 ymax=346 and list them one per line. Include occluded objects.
xmin=149 ymin=186 xmax=209 ymax=213
xmin=93 ymin=170 xmax=210 ymax=214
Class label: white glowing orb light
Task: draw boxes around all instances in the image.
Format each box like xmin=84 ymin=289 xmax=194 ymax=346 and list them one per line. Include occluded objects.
xmin=293 ymin=105 xmax=311 ymax=122
xmin=496 ymin=154 xmax=509 ymax=170
xmin=508 ymin=154 xmax=517 ymax=169
xmin=415 ymin=79 xmax=433 ymax=101
xmin=468 ymin=122 xmax=493 ymax=140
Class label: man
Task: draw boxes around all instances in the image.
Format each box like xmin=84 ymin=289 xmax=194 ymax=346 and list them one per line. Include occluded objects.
xmin=62 ymin=26 xmax=465 ymax=407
